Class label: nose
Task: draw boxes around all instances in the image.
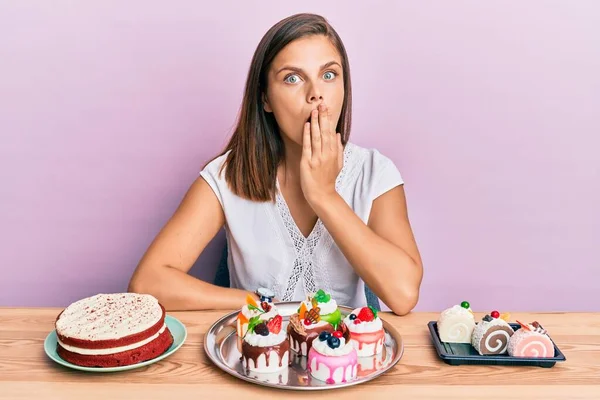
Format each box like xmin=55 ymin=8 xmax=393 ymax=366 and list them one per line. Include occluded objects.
xmin=306 ymin=82 xmax=324 ymax=105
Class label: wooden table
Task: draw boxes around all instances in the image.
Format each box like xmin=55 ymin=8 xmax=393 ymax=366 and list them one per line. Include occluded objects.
xmin=1 ymin=309 xmax=599 ymax=399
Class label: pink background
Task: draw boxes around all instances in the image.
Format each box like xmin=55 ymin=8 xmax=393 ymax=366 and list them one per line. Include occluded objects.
xmin=1 ymin=1 xmax=598 ymax=311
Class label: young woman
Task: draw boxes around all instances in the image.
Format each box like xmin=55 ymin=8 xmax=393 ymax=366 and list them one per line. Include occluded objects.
xmin=128 ymin=13 xmax=423 ymax=315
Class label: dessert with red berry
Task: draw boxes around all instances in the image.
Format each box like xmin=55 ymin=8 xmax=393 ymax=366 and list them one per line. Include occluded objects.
xmin=307 ymin=321 xmax=358 ymax=384
xmin=471 ymin=311 xmax=514 ymax=355
xmin=241 ymin=308 xmax=290 ymax=373
xmin=236 ymin=293 xmax=279 ymax=338
xmin=287 ymin=289 xmax=339 ymax=356
xmin=343 ymin=306 xmax=385 ymax=357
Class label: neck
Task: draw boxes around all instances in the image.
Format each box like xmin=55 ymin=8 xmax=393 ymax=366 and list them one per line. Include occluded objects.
xmin=278 ymin=136 xmax=303 ymax=187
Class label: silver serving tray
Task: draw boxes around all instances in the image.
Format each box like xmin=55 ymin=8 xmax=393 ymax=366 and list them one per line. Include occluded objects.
xmin=204 ymin=302 xmax=404 ymax=390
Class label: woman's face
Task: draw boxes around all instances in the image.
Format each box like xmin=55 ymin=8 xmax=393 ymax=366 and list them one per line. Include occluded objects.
xmin=264 ymin=35 xmax=345 ymax=146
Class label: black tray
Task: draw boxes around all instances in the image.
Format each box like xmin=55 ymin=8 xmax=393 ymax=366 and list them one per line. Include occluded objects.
xmin=427 ymin=321 xmax=566 ymax=368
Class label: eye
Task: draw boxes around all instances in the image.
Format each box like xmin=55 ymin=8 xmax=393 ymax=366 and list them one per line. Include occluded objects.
xmin=284 ymin=74 xmax=302 ymax=84
xmin=323 ymin=71 xmax=337 ymax=80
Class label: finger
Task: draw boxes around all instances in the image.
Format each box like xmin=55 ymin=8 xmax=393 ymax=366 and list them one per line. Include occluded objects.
xmin=302 ymin=122 xmax=312 ymax=160
xmin=327 ymin=107 xmax=337 ymax=151
xmin=337 ymin=132 xmax=344 ymax=169
xmin=310 ymin=108 xmax=321 ymax=158
xmin=318 ymin=104 xmax=331 ymax=152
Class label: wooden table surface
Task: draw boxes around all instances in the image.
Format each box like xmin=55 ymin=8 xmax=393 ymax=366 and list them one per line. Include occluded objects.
xmin=1 ymin=308 xmax=599 ymax=399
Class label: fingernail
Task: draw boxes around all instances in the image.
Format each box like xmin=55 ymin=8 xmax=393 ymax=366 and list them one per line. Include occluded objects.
xmin=319 ymin=104 xmax=326 ymax=111
xmin=312 ymin=109 xmax=318 ymax=116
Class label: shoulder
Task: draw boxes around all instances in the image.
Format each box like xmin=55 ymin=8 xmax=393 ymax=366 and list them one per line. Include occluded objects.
xmin=344 ymin=142 xmax=404 ymax=199
xmin=200 ymin=150 xmax=231 ymax=180
xmin=199 ymin=150 xmax=232 ymax=205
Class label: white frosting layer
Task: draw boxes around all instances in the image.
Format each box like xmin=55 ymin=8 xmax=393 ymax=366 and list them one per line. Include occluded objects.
xmin=344 ymin=308 xmax=383 ymax=333
xmin=56 ymin=293 xmax=163 ymax=340
xmin=302 ymin=296 xmax=338 ymax=315
xmin=58 ymin=324 xmax=167 ymax=355
xmin=312 ymin=337 xmax=353 ymax=356
xmin=440 ymin=305 xmax=474 ymax=318
xmin=242 ymin=350 xmax=289 ymax=373
xmin=244 ymin=329 xmax=287 ymax=347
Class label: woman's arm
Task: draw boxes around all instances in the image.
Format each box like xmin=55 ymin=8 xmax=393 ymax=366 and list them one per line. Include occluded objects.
xmin=309 ymin=186 xmax=423 ymax=316
xmin=128 ymin=176 xmax=256 ymax=311
xmin=300 ymin=104 xmax=423 ymax=315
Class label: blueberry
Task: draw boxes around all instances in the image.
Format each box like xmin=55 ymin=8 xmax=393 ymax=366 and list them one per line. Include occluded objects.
xmin=319 ymin=331 xmax=331 ymax=341
xmin=327 ymin=336 xmax=340 ymax=349
xmin=349 ymin=314 xmax=357 ymax=320
xmin=254 ymin=323 xmax=269 ymax=336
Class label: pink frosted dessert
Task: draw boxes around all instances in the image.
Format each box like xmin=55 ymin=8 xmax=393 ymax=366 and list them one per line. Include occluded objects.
xmin=343 ymin=306 xmax=385 ymax=357
xmin=308 ymin=322 xmax=358 ymax=384
xmin=508 ymin=321 xmax=555 ymax=358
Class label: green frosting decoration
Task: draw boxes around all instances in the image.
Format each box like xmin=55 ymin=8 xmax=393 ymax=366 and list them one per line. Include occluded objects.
xmin=320 ymin=309 xmax=342 ymax=329
xmin=314 ymin=289 xmax=331 ymax=303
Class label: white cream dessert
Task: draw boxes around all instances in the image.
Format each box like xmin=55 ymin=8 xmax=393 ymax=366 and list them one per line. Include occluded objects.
xmin=236 ymin=294 xmax=279 ymax=338
xmin=241 ymin=311 xmax=290 ymax=373
xmin=287 ymin=289 xmax=340 ymax=356
xmin=307 ymin=323 xmax=358 ymax=384
xmin=437 ymin=301 xmax=476 ymax=343
xmin=343 ymin=306 xmax=385 ymax=356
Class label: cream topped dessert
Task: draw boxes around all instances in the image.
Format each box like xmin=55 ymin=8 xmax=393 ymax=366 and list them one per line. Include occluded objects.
xmin=241 ymin=307 xmax=289 ymax=373
xmin=287 ymin=289 xmax=339 ymax=356
xmin=343 ymin=306 xmax=385 ymax=356
xmin=307 ymin=321 xmax=358 ymax=384
xmin=437 ymin=301 xmax=476 ymax=344
xmin=55 ymin=293 xmax=173 ymax=367
xmin=237 ymin=294 xmax=279 ymax=338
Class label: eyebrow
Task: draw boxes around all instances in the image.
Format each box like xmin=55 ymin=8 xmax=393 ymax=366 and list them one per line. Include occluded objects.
xmin=276 ymin=61 xmax=342 ymax=75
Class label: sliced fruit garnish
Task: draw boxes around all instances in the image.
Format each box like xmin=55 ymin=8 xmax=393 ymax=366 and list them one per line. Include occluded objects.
xmin=267 ymin=315 xmax=282 ymax=334
xmin=237 ymin=311 xmax=249 ymax=325
xmin=357 ymin=307 xmax=375 ymax=322
xmin=246 ymin=294 xmax=258 ymax=308
xmin=298 ymin=303 xmax=307 ymax=320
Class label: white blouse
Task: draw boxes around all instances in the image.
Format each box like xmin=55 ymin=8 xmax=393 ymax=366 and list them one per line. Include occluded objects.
xmin=199 ymin=142 xmax=404 ymax=309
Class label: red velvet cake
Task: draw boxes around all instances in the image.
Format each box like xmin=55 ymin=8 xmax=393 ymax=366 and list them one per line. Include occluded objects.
xmin=55 ymin=293 xmax=173 ymax=367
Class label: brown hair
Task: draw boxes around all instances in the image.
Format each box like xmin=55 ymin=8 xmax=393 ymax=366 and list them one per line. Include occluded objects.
xmin=212 ymin=13 xmax=352 ymax=202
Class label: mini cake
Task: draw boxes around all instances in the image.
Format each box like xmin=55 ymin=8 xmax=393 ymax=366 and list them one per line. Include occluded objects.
xmin=437 ymin=301 xmax=476 ymax=343
xmin=308 ymin=322 xmax=358 ymax=384
xmin=55 ymin=293 xmax=173 ymax=367
xmin=343 ymin=306 xmax=385 ymax=356
xmin=508 ymin=321 xmax=554 ymax=358
xmin=287 ymin=289 xmax=339 ymax=356
xmin=241 ymin=311 xmax=290 ymax=373
xmin=237 ymin=294 xmax=279 ymax=338
xmin=471 ymin=311 xmax=514 ymax=355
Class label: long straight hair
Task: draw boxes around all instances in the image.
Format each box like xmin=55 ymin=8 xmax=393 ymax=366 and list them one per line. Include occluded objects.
xmin=213 ymin=13 xmax=352 ymax=202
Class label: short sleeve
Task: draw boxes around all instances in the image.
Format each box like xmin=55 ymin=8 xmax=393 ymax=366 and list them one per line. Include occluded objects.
xmin=199 ymin=152 xmax=229 ymax=207
xmin=370 ymin=150 xmax=404 ymax=200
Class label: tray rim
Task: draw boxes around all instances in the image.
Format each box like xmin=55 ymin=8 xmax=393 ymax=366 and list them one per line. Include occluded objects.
xmin=203 ymin=301 xmax=404 ymax=390
xmin=427 ymin=320 xmax=567 ymax=365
